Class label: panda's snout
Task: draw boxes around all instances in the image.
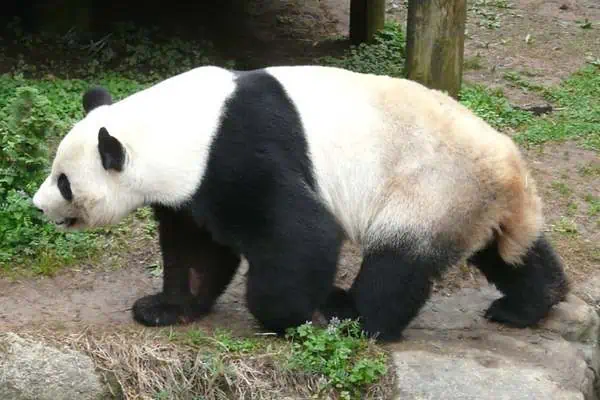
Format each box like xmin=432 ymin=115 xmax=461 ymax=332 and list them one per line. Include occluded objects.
xmin=32 ymin=191 xmax=45 ymax=214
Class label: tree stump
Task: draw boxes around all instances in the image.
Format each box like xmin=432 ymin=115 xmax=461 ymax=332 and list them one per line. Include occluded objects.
xmin=404 ymin=0 xmax=467 ymax=98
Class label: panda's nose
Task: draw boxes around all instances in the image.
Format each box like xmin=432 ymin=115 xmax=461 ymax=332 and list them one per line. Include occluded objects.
xmin=35 ymin=206 xmax=44 ymax=214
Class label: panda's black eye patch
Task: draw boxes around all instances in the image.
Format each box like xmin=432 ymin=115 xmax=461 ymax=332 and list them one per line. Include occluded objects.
xmin=57 ymin=173 xmax=73 ymax=201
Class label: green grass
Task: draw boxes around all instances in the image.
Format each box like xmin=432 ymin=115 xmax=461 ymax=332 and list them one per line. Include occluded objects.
xmin=553 ymin=217 xmax=579 ymax=236
xmin=514 ymin=66 xmax=600 ymax=151
xmin=460 ymin=66 xmax=600 ymax=151
xmin=551 ymin=181 xmax=573 ymax=197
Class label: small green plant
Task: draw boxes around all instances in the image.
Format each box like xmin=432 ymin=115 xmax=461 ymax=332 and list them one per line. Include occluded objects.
xmin=577 ymin=162 xmax=600 ymax=177
xmin=584 ymin=194 xmax=600 ymax=217
xmin=317 ymin=23 xmax=406 ymax=77
xmin=551 ymin=181 xmax=572 ymax=197
xmin=553 ymin=217 xmax=579 ymax=235
xmin=503 ymin=71 xmax=545 ymax=92
xmin=579 ymin=19 xmax=592 ymax=29
xmin=468 ymin=0 xmax=509 ymax=30
xmin=464 ymin=55 xmax=484 ymax=70
xmin=136 ymin=207 xmax=158 ymax=237
xmin=566 ymin=201 xmax=578 ymax=216
xmin=285 ymin=319 xmax=388 ymax=399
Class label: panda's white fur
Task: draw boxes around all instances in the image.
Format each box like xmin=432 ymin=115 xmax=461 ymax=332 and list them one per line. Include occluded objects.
xmin=32 ymin=65 xmax=567 ymax=341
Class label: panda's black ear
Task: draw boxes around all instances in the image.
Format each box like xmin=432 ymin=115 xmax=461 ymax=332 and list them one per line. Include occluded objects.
xmin=98 ymin=127 xmax=125 ymax=172
xmin=83 ymin=86 xmax=112 ymax=115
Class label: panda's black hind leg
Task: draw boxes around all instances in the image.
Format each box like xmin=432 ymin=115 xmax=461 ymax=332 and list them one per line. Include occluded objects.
xmin=132 ymin=206 xmax=241 ymax=327
xmin=348 ymin=236 xmax=462 ymax=342
xmin=468 ymin=232 xmax=569 ymax=328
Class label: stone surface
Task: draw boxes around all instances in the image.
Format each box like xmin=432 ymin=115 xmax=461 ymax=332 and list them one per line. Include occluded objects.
xmin=0 ymin=333 xmax=111 ymax=400
xmin=393 ymin=349 xmax=586 ymax=400
xmin=389 ymin=286 xmax=600 ymax=400
xmin=575 ymin=274 xmax=600 ymax=309
xmin=544 ymin=294 xmax=600 ymax=344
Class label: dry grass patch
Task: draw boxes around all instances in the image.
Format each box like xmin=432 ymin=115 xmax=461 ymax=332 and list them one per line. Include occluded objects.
xmin=20 ymin=321 xmax=395 ymax=400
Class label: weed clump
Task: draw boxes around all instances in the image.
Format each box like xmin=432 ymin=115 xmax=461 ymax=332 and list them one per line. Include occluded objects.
xmin=286 ymin=319 xmax=389 ymax=399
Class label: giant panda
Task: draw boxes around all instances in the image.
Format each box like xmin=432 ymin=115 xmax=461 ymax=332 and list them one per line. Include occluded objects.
xmin=32 ymin=65 xmax=569 ymax=342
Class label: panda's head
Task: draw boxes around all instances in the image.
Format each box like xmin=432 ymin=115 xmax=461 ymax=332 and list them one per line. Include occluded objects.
xmin=32 ymin=86 xmax=145 ymax=231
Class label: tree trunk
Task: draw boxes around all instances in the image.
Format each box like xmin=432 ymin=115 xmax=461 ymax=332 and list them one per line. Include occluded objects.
xmin=404 ymin=0 xmax=467 ymax=98
xmin=350 ymin=0 xmax=386 ymax=44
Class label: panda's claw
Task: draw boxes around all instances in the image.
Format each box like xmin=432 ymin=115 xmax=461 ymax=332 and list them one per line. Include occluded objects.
xmin=132 ymin=293 xmax=205 ymax=327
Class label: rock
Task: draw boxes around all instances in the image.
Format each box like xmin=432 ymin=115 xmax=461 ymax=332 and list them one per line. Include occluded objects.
xmin=543 ymin=294 xmax=600 ymax=344
xmin=409 ymin=286 xmax=502 ymax=331
xmin=574 ymin=274 xmax=600 ymax=309
xmin=388 ymin=286 xmax=600 ymax=400
xmin=0 ymin=333 xmax=111 ymax=400
xmin=393 ymin=348 xmax=587 ymax=400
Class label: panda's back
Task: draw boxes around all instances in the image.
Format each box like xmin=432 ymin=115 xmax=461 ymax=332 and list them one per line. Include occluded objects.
xmin=264 ymin=66 xmax=531 ymax=246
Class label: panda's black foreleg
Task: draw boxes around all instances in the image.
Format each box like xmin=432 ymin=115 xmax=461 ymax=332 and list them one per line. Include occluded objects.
xmin=132 ymin=206 xmax=241 ymax=327
xmin=347 ymin=238 xmax=461 ymax=342
xmin=243 ymin=198 xmax=343 ymax=336
xmin=468 ymin=232 xmax=569 ymax=328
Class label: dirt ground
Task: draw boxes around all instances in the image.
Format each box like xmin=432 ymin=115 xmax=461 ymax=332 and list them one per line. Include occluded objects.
xmin=1 ymin=0 xmax=598 ymax=337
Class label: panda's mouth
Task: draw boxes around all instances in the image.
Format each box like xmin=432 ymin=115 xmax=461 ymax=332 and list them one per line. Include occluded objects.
xmin=56 ymin=217 xmax=78 ymax=227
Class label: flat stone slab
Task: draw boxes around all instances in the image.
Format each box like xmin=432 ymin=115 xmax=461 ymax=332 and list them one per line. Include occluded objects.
xmin=388 ymin=286 xmax=600 ymax=400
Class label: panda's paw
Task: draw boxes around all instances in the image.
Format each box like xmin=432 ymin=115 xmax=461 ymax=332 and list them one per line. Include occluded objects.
xmin=484 ymin=297 xmax=541 ymax=328
xmin=132 ymin=293 xmax=204 ymax=327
